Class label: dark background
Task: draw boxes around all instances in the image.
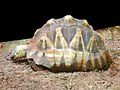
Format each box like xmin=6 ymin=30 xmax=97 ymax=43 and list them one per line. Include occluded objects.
xmin=0 ymin=1 xmax=120 ymax=42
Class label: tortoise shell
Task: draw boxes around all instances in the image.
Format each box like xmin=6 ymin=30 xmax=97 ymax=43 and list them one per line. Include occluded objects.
xmin=27 ymin=15 xmax=111 ymax=71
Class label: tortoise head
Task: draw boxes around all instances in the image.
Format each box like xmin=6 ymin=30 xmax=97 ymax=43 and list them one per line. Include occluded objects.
xmin=10 ymin=45 xmax=27 ymax=62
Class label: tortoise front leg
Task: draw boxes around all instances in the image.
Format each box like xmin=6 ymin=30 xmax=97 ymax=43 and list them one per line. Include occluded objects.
xmin=27 ymin=59 xmax=49 ymax=71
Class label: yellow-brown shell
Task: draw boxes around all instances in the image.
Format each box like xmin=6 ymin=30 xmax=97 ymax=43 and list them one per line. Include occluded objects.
xmin=27 ymin=15 xmax=111 ymax=71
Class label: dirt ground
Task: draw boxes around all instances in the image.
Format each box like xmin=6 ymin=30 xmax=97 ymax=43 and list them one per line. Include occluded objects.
xmin=0 ymin=26 xmax=120 ymax=90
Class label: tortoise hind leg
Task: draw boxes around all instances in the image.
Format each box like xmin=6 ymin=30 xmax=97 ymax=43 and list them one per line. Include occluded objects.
xmin=27 ymin=59 xmax=49 ymax=71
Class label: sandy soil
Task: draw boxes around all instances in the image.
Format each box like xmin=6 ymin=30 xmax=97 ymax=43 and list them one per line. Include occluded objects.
xmin=0 ymin=26 xmax=120 ymax=90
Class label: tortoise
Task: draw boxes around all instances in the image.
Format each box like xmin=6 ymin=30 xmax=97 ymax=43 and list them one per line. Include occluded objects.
xmin=10 ymin=15 xmax=112 ymax=72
